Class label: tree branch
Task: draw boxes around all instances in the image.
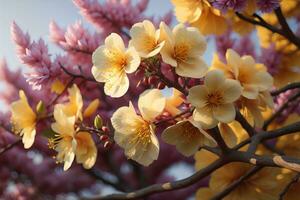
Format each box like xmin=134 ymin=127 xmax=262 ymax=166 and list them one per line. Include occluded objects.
xmin=81 ymin=158 xmax=229 ymax=200
xmin=279 ymin=172 xmax=300 ymax=200
xmin=271 ymin=82 xmax=300 ymax=96
xmin=263 ymin=91 xmax=300 ymax=130
xmin=211 ymin=166 xmax=263 ymax=200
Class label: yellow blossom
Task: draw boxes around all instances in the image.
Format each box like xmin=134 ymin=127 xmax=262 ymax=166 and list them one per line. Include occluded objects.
xmin=10 ymin=90 xmax=37 ymax=149
xmin=197 ymin=162 xmax=284 ymax=200
xmin=50 ymin=106 xmax=97 ymax=171
xmin=212 ymin=49 xmax=273 ymax=100
xmin=238 ymin=91 xmax=274 ymax=128
xmin=51 ymin=79 xmax=66 ymax=94
xmin=188 ymin=70 xmax=242 ymax=129
xmin=194 ymin=149 xmax=219 ymax=171
xmin=56 ymin=84 xmax=83 ymax=120
xmin=92 ymin=33 xmax=141 ymax=97
xmin=159 ymin=22 xmax=208 ymax=78
xmin=276 ymin=114 xmax=300 ymax=158
xmin=83 ymin=99 xmax=100 ymax=118
xmin=129 ymin=20 xmax=165 ymax=58
xmin=111 ymin=89 xmax=166 ymax=166
xmin=171 ymin=0 xmax=227 ymax=35
xmin=164 ymin=89 xmax=184 ymax=116
xmin=162 ymin=119 xmax=216 ymax=156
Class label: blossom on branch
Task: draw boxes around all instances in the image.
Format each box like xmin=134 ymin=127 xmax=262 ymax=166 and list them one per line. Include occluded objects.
xmin=188 ymin=70 xmax=242 ymax=129
xmin=92 ymin=33 xmax=140 ymax=97
xmin=159 ymin=22 xmax=208 ymax=78
xmin=111 ymin=89 xmax=165 ymax=166
xmin=10 ymin=90 xmax=37 ymax=149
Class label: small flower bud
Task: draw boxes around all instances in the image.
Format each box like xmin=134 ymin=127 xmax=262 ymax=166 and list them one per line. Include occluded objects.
xmin=104 ymin=141 xmax=112 ymax=148
xmin=36 ymin=101 xmax=45 ymax=116
xmin=157 ymin=82 xmax=165 ymax=89
xmin=94 ymin=115 xmax=103 ymax=129
xmin=100 ymin=135 xmax=109 ymax=142
xmin=102 ymin=126 xmax=109 ymax=133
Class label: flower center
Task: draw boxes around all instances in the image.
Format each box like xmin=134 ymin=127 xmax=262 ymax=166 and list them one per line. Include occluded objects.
xmin=206 ymin=92 xmax=223 ymax=108
xmin=131 ymin=121 xmax=152 ymax=148
xmin=144 ymin=35 xmax=158 ymax=52
xmin=173 ymin=44 xmax=190 ymax=62
xmin=181 ymin=122 xmax=199 ymax=141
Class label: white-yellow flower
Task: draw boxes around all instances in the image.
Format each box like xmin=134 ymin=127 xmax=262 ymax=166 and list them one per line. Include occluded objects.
xmin=162 ymin=119 xmax=215 ymax=156
xmin=129 ymin=20 xmax=165 ymax=58
xmin=111 ymin=89 xmax=166 ymax=166
xmin=188 ymin=70 xmax=242 ymax=129
xmin=92 ymin=33 xmax=140 ymax=97
xmin=56 ymin=84 xmax=83 ymax=120
xmin=10 ymin=90 xmax=37 ymax=149
xmin=50 ymin=106 xmax=97 ymax=171
xmin=212 ymin=49 xmax=273 ymax=99
xmin=171 ymin=0 xmax=228 ymax=35
xmin=159 ymin=22 xmax=208 ymax=78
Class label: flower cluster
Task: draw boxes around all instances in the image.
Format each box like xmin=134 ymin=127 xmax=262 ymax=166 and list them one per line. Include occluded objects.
xmin=2 ymin=0 xmax=300 ymax=199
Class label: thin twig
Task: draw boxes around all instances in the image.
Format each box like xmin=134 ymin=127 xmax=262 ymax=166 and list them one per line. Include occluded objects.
xmin=274 ymin=7 xmax=300 ymax=48
xmin=279 ymin=172 xmax=300 ymax=200
xmin=0 ymin=139 xmax=22 ymax=156
xmin=271 ymin=82 xmax=300 ymax=96
xmin=81 ymin=158 xmax=229 ymax=200
xmin=211 ymin=166 xmax=263 ymax=200
xmin=235 ymin=110 xmax=256 ymax=137
xmin=263 ymin=92 xmax=300 ymax=130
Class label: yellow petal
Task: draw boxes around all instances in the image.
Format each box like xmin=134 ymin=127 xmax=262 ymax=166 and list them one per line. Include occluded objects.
xmin=124 ymin=47 xmax=141 ymax=73
xmin=51 ymin=79 xmax=66 ymax=94
xmin=204 ymin=70 xmax=226 ymax=91
xmin=83 ymin=99 xmax=100 ymax=118
xmin=221 ymin=79 xmax=242 ymax=103
xmin=138 ymin=89 xmax=166 ymax=121
xmin=193 ymin=107 xmax=218 ymax=129
xmin=213 ymin=103 xmax=236 ymax=123
xmin=75 ymin=132 xmax=97 ymax=169
xmin=104 ymin=71 xmax=129 ymax=98
xmin=187 ymin=85 xmax=208 ymax=108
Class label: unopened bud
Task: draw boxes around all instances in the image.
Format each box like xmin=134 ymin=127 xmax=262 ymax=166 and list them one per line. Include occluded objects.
xmin=100 ymin=135 xmax=109 ymax=142
xmin=94 ymin=115 xmax=103 ymax=129
xmin=157 ymin=82 xmax=165 ymax=89
xmin=102 ymin=126 xmax=109 ymax=133
xmin=104 ymin=141 xmax=112 ymax=148
xmin=36 ymin=101 xmax=45 ymax=116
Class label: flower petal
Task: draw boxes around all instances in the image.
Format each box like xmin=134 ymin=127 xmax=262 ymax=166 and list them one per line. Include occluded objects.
xmin=222 ymin=79 xmax=242 ymax=103
xmin=187 ymin=85 xmax=208 ymax=109
xmin=193 ymin=107 xmax=218 ymax=129
xmin=213 ymin=103 xmax=236 ymax=123
xmin=204 ymin=70 xmax=225 ymax=91
xmin=125 ymin=47 xmax=141 ymax=73
xmin=176 ymin=58 xmax=208 ymax=78
xmin=138 ymin=89 xmax=166 ymax=121
xmin=104 ymin=72 xmax=129 ymax=98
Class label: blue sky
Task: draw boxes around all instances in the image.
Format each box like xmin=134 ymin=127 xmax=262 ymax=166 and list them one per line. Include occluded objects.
xmin=0 ymin=0 xmax=174 ymax=68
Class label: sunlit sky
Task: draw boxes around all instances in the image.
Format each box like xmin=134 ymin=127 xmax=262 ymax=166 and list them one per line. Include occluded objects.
xmin=0 ymin=0 xmax=214 ymax=69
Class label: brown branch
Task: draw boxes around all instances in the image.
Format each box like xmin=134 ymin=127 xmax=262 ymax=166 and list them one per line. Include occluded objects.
xmin=81 ymin=158 xmax=229 ymax=200
xmin=210 ymin=127 xmax=230 ymax=154
xmin=263 ymin=92 xmax=300 ymax=130
xmin=0 ymin=139 xmax=21 ymax=156
xmin=86 ymin=168 xmax=128 ymax=192
xmin=235 ymin=110 xmax=256 ymax=137
xmin=59 ymin=63 xmax=97 ymax=83
xmin=235 ymin=11 xmax=300 ymax=48
xmin=271 ymin=82 xmax=300 ymax=96
xmin=211 ymin=166 xmax=263 ymax=200
xmin=279 ymin=172 xmax=300 ymax=200
xmin=154 ymin=108 xmax=193 ymax=126
xmin=274 ymin=7 xmax=300 ymax=48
